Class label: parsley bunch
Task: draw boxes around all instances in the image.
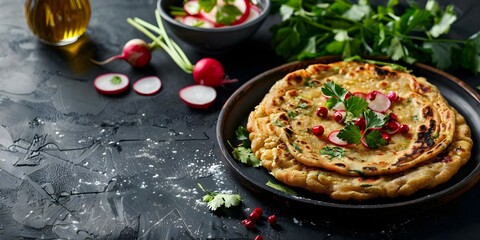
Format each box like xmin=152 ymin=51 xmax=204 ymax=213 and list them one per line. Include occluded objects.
xmin=270 ymin=0 xmax=480 ymax=75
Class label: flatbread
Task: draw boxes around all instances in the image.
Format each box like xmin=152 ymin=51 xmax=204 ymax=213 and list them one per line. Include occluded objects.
xmin=249 ymin=61 xmax=456 ymax=176
xmin=248 ymin=106 xmax=472 ymax=200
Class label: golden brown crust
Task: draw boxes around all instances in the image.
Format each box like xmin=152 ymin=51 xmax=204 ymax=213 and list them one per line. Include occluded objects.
xmin=246 ymin=60 xmax=472 ymax=201
xmin=252 ymin=61 xmax=456 ymax=176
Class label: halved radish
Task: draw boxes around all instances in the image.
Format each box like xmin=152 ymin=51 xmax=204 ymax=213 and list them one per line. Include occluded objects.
xmin=183 ymin=16 xmax=215 ymax=28
xmin=199 ymin=0 xmax=250 ymax=26
xmin=179 ymin=85 xmax=216 ymax=109
xmin=367 ymin=91 xmax=391 ymax=113
xmin=184 ymin=0 xmax=200 ymax=15
xmin=94 ymin=73 xmax=129 ymax=95
xmin=133 ymin=76 xmax=162 ymax=96
xmin=328 ymin=130 xmax=349 ymax=146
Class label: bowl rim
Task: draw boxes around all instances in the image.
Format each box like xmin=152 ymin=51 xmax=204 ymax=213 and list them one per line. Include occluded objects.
xmin=156 ymin=0 xmax=271 ymax=32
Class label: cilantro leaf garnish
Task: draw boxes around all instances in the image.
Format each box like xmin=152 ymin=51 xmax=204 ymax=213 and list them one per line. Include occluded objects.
xmin=364 ymin=129 xmax=388 ymax=149
xmin=235 ymin=125 xmax=250 ymax=148
xmin=230 ymin=145 xmax=261 ymax=167
xmin=337 ymin=124 xmax=361 ymax=144
xmin=198 ymin=183 xmax=242 ymax=211
xmin=228 ymin=126 xmax=261 ymax=167
xmin=344 ymin=96 xmax=368 ymax=117
xmin=320 ymin=146 xmax=345 ymax=159
xmin=364 ymin=109 xmax=388 ymax=129
xmin=322 ymin=81 xmax=348 ymax=100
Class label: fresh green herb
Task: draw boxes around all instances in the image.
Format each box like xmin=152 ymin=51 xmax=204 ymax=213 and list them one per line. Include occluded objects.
xmin=198 ymin=183 xmax=242 ymax=211
xmin=110 ymin=76 xmax=122 ymax=84
xmin=364 ymin=129 xmax=388 ymax=149
xmin=228 ymin=126 xmax=261 ymax=167
xmin=292 ymin=143 xmax=303 ymax=153
xmin=288 ymin=110 xmax=298 ymax=119
xmin=235 ymin=125 xmax=251 ymax=148
xmin=270 ymin=0 xmax=480 ymax=75
xmin=228 ymin=142 xmax=261 ymax=167
xmin=337 ymin=109 xmax=388 ymax=148
xmin=337 ymin=124 xmax=361 ymax=144
xmin=198 ymin=0 xmax=242 ymax=25
xmin=322 ymin=81 xmax=368 ymax=117
xmin=320 ymin=146 xmax=345 ymax=159
xmin=266 ymin=181 xmax=297 ymax=195
xmin=271 ymin=119 xmax=285 ymax=127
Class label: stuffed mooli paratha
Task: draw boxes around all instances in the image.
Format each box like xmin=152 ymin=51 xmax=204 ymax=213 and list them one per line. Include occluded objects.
xmin=248 ymin=106 xmax=471 ymax=200
xmin=250 ymin=61 xmax=456 ymax=177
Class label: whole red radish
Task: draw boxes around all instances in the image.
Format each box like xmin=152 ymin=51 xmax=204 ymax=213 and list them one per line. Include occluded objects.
xmin=91 ymin=38 xmax=152 ymax=68
xmin=193 ymin=58 xmax=237 ymax=87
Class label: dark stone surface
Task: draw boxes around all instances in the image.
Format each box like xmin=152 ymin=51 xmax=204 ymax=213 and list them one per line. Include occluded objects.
xmin=0 ymin=0 xmax=478 ymax=239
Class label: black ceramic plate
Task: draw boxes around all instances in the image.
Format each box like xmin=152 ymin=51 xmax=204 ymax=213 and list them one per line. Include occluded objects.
xmin=216 ymin=56 xmax=480 ymax=217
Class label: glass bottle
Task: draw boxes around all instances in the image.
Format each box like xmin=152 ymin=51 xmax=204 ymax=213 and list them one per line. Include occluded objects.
xmin=24 ymin=0 xmax=91 ymax=46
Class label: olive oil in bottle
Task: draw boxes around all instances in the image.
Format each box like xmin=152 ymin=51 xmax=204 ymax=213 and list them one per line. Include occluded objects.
xmin=24 ymin=0 xmax=91 ymax=46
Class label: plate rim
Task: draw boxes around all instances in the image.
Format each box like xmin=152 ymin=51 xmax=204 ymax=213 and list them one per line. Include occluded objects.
xmin=216 ymin=56 xmax=480 ymax=214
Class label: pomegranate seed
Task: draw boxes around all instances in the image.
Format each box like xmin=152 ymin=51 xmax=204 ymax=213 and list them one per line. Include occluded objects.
xmin=253 ymin=207 xmax=263 ymax=215
xmin=387 ymin=91 xmax=398 ymax=102
xmin=316 ymin=106 xmax=328 ymax=118
xmin=389 ymin=112 xmax=398 ymax=122
xmin=355 ymin=117 xmax=366 ymax=130
xmin=385 ymin=121 xmax=399 ymax=132
xmin=381 ymin=133 xmax=391 ymax=142
xmin=333 ymin=111 xmax=344 ymax=123
xmin=312 ymin=125 xmax=324 ymax=136
xmin=268 ymin=215 xmax=277 ymax=225
xmin=249 ymin=211 xmax=261 ymax=222
xmin=399 ymin=124 xmax=409 ymax=135
xmin=242 ymin=219 xmax=254 ymax=229
xmin=255 ymin=236 xmax=264 ymax=240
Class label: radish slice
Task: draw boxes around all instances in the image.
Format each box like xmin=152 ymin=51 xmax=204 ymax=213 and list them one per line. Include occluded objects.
xmin=245 ymin=4 xmax=260 ymax=23
xmin=200 ymin=0 xmax=250 ymax=26
xmin=94 ymin=73 xmax=129 ymax=95
xmin=179 ymin=85 xmax=217 ymax=109
xmin=133 ymin=76 xmax=162 ymax=96
xmin=368 ymin=92 xmax=391 ymax=113
xmin=328 ymin=130 xmax=349 ymax=146
xmin=183 ymin=16 xmax=215 ymax=28
xmin=184 ymin=0 xmax=200 ymax=15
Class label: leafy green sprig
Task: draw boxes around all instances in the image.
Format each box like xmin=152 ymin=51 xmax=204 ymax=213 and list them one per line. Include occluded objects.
xmin=198 ymin=183 xmax=242 ymax=211
xmin=337 ymin=109 xmax=389 ymax=149
xmin=322 ymin=81 xmax=389 ymax=149
xmin=270 ymin=0 xmax=480 ymax=76
xmin=228 ymin=126 xmax=261 ymax=167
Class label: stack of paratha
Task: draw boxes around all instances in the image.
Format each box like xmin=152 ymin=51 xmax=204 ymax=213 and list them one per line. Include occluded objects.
xmin=247 ymin=61 xmax=473 ymax=201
